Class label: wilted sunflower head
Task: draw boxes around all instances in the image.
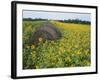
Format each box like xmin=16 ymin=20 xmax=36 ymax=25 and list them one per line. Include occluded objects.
xmin=38 ymin=37 xmax=43 ymax=42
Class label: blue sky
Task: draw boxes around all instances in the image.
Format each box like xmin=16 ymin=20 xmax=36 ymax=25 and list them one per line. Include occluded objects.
xmin=23 ymin=10 xmax=91 ymax=21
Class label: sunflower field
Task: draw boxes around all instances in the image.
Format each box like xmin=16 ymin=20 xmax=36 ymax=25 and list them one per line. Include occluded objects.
xmin=23 ymin=20 xmax=91 ymax=69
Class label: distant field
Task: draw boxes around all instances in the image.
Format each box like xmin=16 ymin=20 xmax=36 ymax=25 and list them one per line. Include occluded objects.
xmin=23 ymin=20 xmax=91 ymax=69
xmin=50 ymin=20 xmax=90 ymax=31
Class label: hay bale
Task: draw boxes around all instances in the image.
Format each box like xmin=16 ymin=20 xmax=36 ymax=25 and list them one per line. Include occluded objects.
xmin=29 ymin=22 xmax=61 ymax=46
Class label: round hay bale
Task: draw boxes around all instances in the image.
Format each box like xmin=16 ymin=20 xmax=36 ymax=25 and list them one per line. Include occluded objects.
xmin=29 ymin=23 xmax=61 ymax=46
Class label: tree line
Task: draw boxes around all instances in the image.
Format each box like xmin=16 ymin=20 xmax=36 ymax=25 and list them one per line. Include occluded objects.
xmin=23 ymin=18 xmax=47 ymax=21
xmin=23 ymin=18 xmax=91 ymax=25
xmin=58 ymin=19 xmax=90 ymax=25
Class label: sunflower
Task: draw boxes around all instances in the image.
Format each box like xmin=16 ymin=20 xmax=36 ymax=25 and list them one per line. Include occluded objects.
xmin=31 ymin=45 xmax=35 ymax=49
xmin=38 ymin=37 xmax=43 ymax=42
